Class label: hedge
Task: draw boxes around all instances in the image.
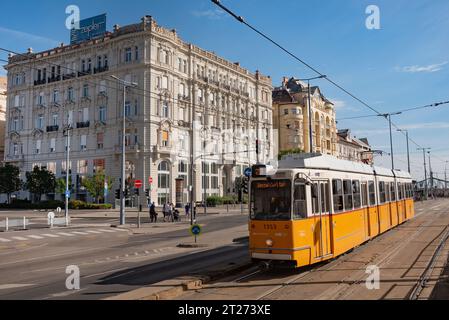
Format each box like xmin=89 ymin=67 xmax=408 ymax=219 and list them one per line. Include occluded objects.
xmin=0 ymin=199 xmax=112 ymax=210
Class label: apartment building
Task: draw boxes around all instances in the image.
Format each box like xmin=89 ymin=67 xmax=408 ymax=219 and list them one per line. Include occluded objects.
xmin=4 ymin=16 xmax=273 ymax=205
xmin=337 ymin=129 xmax=373 ymax=164
xmin=0 ymin=77 xmax=6 ymax=163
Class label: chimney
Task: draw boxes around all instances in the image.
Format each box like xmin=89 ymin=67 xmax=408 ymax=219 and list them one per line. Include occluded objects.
xmin=282 ymin=77 xmax=289 ymax=87
xmin=234 ymin=62 xmax=240 ymax=67
xmin=113 ymin=24 xmax=120 ymax=32
xmin=27 ymin=48 xmax=33 ymax=54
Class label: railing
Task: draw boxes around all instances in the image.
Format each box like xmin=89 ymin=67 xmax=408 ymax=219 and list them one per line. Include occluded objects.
xmin=34 ymin=79 xmax=47 ymax=86
xmin=63 ymin=73 xmax=76 ymax=80
xmin=46 ymin=125 xmax=59 ymax=132
xmin=78 ymin=69 xmax=92 ymax=77
xmin=47 ymin=75 xmax=61 ymax=83
xmin=76 ymin=121 xmax=90 ymax=129
xmin=94 ymin=65 xmax=109 ymax=74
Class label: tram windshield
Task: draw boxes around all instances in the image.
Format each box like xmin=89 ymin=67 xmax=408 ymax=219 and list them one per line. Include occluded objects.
xmin=250 ymin=180 xmax=291 ymax=220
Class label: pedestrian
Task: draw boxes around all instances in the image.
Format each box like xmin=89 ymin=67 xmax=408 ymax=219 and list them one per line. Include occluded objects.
xmin=185 ymin=203 xmax=190 ymax=220
xmin=162 ymin=203 xmax=168 ymax=222
xmin=150 ymin=202 xmax=157 ymax=223
xmin=168 ymin=203 xmax=174 ymax=222
xmin=193 ymin=203 xmax=197 ymax=221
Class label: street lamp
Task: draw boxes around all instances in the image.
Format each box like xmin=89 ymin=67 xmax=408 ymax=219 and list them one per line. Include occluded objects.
xmin=445 ymin=161 xmax=449 ymax=192
xmin=417 ymin=147 xmax=431 ymax=200
xmin=63 ymin=123 xmax=73 ymax=226
xmin=378 ymin=112 xmax=402 ymax=170
xmin=297 ymin=75 xmax=327 ymax=153
xmin=111 ymin=75 xmax=138 ymax=225
xmin=397 ymin=128 xmax=410 ymax=173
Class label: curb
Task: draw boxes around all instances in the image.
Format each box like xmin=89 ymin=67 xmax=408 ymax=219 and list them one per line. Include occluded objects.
xmin=233 ymin=236 xmax=249 ymax=243
xmin=104 ymin=261 xmax=253 ymax=300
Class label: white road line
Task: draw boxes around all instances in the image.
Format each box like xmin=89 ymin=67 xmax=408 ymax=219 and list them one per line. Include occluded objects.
xmin=56 ymin=232 xmax=75 ymax=237
xmin=0 ymin=284 xmax=35 ymax=290
xmin=41 ymin=234 xmax=60 ymax=238
xmin=12 ymin=237 xmax=28 ymax=241
xmin=27 ymin=235 xmax=44 ymax=239
xmin=0 ymin=238 xmax=12 ymax=243
xmin=114 ymin=228 xmax=129 ymax=232
xmin=85 ymin=230 xmax=101 ymax=234
xmin=96 ymin=229 xmax=116 ymax=233
xmin=71 ymin=231 xmax=89 ymax=235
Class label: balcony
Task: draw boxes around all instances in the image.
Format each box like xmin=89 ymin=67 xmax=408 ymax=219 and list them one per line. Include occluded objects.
xmin=178 ymin=94 xmax=189 ymax=102
xmin=76 ymin=121 xmax=90 ymax=129
xmin=220 ymin=83 xmax=231 ymax=90
xmin=47 ymin=76 xmax=61 ymax=84
xmin=63 ymin=73 xmax=76 ymax=80
xmin=78 ymin=69 xmax=92 ymax=77
xmin=34 ymin=79 xmax=47 ymax=86
xmin=94 ymin=65 xmax=109 ymax=74
xmin=46 ymin=125 xmax=59 ymax=132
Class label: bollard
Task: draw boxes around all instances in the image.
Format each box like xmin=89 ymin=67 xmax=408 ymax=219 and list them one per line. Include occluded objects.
xmin=23 ymin=217 xmax=26 ymax=230
xmin=5 ymin=217 xmax=8 ymax=232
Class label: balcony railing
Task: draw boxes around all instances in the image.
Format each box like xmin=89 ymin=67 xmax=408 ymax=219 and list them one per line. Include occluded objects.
xmin=76 ymin=121 xmax=90 ymax=129
xmin=34 ymin=79 xmax=47 ymax=86
xmin=63 ymin=73 xmax=76 ymax=80
xmin=78 ymin=69 xmax=92 ymax=77
xmin=47 ymin=75 xmax=61 ymax=83
xmin=46 ymin=125 xmax=59 ymax=132
xmin=94 ymin=65 xmax=109 ymax=74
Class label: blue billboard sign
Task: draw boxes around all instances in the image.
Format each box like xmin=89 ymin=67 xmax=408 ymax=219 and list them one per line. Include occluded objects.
xmin=70 ymin=14 xmax=107 ymax=45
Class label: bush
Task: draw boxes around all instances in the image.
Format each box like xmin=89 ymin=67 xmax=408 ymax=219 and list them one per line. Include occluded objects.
xmin=0 ymin=199 xmax=112 ymax=210
xmin=69 ymin=200 xmax=112 ymax=210
xmin=206 ymin=196 xmax=223 ymax=207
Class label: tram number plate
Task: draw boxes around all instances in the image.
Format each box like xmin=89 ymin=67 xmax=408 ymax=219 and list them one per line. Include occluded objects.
xmin=263 ymin=224 xmax=277 ymax=230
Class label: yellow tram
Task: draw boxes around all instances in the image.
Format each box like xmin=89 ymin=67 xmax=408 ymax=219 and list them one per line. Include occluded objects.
xmin=249 ymin=154 xmax=415 ymax=268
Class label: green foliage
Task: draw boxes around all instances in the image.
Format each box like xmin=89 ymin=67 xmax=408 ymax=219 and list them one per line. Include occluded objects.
xmin=81 ymin=170 xmax=114 ymax=203
xmin=68 ymin=200 xmax=112 ymax=210
xmin=278 ymin=148 xmax=304 ymax=160
xmin=56 ymin=176 xmax=73 ymax=195
xmin=0 ymin=199 xmax=112 ymax=210
xmin=206 ymin=195 xmax=245 ymax=206
xmin=0 ymin=164 xmax=22 ymax=204
xmin=24 ymin=166 xmax=56 ymax=202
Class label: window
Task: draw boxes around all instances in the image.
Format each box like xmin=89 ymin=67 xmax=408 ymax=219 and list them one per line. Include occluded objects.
xmin=368 ymin=181 xmax=376 ymax=206
xmin=161 ymin=76 xmax=168 ymax=90
xmin=61 ymin=161 xmax=72 ymax=175
xmin=361 ymin=182 xmax=368 ymax=207
xmin=67 ymin=87 xmax=74 ymax=101
xmin=332 ymin=179 xmax=344 ymax=212
xmin=97 ymin=56 xmax=102 ymax=69
xmin=284 ymin=109 xmax=289 ymax=115
xmin=82 ymin=84 xmax=89 ymax=98
xmin=390 ymin=182 xmax=396 ymax=201
xmin=49 ymin=138 xmax=56 ymax=153
xmin=68 ymin=111 xmax=73 ymax=126
xmin=311 ymin=183 xmax=319 ymax=214
xmin=99 ymin=106 xmax=106 ymax=122
xmin=52 ymin=90 xmax=59 ymax=103
xmin=293 ymin=180 xmax=307 ymax=219
xmin=158 ymin=161 xmax=170 ymax=189
xmin=36 ymin=115 xmax=44 ymax=129
xmin=321 ymin=183 xmax=330 ymax=213
xmin=135 ymin=46 xmax=139 ymax=61
xmin=35 ymin=140 xmax=41 ymax=154
xmin=97 ymin=133 xmax=104 ymax=149
xmin=251 ymin=180 xmax=291 ymax=221
xmin=93 ymin=159 xmax=105 ymax=174
xmin=352 ymin=180 xmax=361 ymax=208
xmin=83 ymin=107 xmax=89 ymax=122
xmin=343 ymin=180 xmax=353 ymax=210
xmin=38 ymin=92 xmax=45 ymax=105
xmin=125 ymin=101 xmax=131 ymax=117
xmin=52 ymin=114 xmax=58 ymax=126
xmin=99 ymin=80 xmax=106 ymax=94
xmin=162 ymin=102 xmax=169 ymax=118
xmin=386 ymin=182 xmax=391 ymax=202
xmin=80 ymin=135 xmax=87 ymax=151
xmin=161 ymin=130 xmax=169 ymax=147
xmin=125 ymin=47 xmax=132 ymax=62
xmin=104 ymin=55 xmax=108 ymax=68
xmin=77 ymin=160 xmax=88 ymax=174
xmin=379 ymin=182 xmax=386 ymax=204
xmin=178 ymin=161 xmax=189 ymax=186
xmin=398 ymin=182 xmax=403 ymax=200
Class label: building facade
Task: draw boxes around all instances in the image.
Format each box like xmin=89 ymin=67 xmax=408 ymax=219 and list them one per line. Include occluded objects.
xmin=4 ymin=16 xmax=273 ymax=205
xmin=0 ymin=77 xmax=6 ymax=163
xmin=272 ymin=77 xmax=338 ymax=156
xmin=337 ymin=129 xmax=373 ymax=164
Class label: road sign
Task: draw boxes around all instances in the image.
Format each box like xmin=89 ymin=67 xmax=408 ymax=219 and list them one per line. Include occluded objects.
xmin=149 ymin=177 xmax=153 ymax=185
xmin=244 ymin=167 xmax=252 ymax=177
xmin=135 ymin=180 xmax=143 ymax=189
xmin=190 ymin=224 xmax=202 ymax=236
xmin=65 ymin=190 xmax=71 ymax=198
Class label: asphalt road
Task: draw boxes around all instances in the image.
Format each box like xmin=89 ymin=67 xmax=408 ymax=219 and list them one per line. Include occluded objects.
xmin=0 ymin=214 xmax=249 ymax=300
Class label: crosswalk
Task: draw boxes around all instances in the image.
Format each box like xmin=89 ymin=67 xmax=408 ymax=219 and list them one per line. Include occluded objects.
xmin=0 ymin=228 xmax=129 ymax=243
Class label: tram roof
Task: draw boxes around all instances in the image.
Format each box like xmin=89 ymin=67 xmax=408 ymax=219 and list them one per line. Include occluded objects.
xmin=278 ymin=153 xmax=412 ymax=179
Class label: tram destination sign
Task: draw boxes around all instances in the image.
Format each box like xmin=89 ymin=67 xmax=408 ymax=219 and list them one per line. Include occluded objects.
xmin=254 ymin=181 xmax=289 ymax=189
xmin=70 ymin=14 xmax=107 ymax=45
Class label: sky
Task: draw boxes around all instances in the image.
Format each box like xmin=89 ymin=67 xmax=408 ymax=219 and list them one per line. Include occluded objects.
xmin=0 ymin=0 xmax=448 ymax=181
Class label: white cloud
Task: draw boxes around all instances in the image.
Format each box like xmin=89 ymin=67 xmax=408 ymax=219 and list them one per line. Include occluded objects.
xmin=0 ymin=26 xmax=60 ymax=47
xmin=395 ymin=61 xmax=448 ymax=73
xmin=330 ymin=98 xmax=360 ymax=112
xmin=191 ymin=9 xmax=225 ymax=20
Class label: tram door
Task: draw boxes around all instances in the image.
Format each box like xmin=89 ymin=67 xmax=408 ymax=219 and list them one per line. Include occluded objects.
xmin=361 ymin=182 xmax=370 ymax=241
xmin=312 ymin=181 xmax=332 ymax=258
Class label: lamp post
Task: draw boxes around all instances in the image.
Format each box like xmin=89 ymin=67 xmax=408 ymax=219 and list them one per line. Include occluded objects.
xmin=297 ymin=75 xmax=327 ymax=153
xmin=111 ymin=75 xmax=138 ymax=225
xmin=445 ymin=161 xmax=449 ymax=193
xmin=63 ymin=124 xmax=72 ymax=226
xmin=397 ymin=128 xmax=410 ymax=173
xmin=428 ymin=151 xmax=433 ymax=198
xmin=378 ymin=112 xmax=402 ymax=170
xmin=417 ymin=147 xmax=431 ymax=200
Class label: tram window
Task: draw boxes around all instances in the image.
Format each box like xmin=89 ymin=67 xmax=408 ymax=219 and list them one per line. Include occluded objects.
xmin=390 ymin=182 xmax=396 ymax=201
xmin=321 ymin=183 xmax=330 ymax=213
xmin=386 ymin=183 xmax=391 ymax=202
xmin=379 ymin=182 xmax=386 ymax=204
xmin=343 ymin=180 xmax=353 ymax=210
xmin=397 ymin=183 xmax=402 ymax=200
xmin=312 ymin=183 xmax=319 ymax=214
xmin=332 ymin=179 xmax=344 ymax=212
xmin=361 ymin=182 xmax=368 ymax=207
xmin=293 ymin=181 xmax=307 ymax=220
xmin=368 ymin=181 xmax=376 ymax=206
xmin=402 ymin=184 xmax=406 ymax=199
xmin=352 ymin=180 xmax=361 ymax=209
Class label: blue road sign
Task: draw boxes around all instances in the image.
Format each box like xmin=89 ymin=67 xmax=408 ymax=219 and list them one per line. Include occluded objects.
xmin=190 ymin=224 xmax=202 ymax=236
xmin=65 ymin=190 xmax=71 ymax=198
xmin=244 ymin=167 xmax=252 ymax=177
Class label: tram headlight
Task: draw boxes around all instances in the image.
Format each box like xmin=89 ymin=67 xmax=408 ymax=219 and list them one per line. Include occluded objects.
xmin=266 ymin=239 xmax=273 ymax=247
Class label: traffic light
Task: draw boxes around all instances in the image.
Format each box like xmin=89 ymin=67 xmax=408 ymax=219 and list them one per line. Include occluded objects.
xmin=243 ymin=177 xmax=249 ymax=194
xmin=145 ymin=189 xmax=150 ymax=197
xmin=115 ymin=189 xmax=120 ymax=199
xmin=256 ymin=139 xmax=259 ymax=155
xmin=134 ymin=188 xmax=140 ymax=196
xmin=124 ymin=188 xmax=129 ymax=198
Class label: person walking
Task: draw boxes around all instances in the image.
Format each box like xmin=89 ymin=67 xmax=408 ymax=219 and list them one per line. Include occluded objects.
xmin=150 ymin=202 xmax=157 ymax=223
xmin=185 ymin=203 xmax=190 ymax=220
xmin=162 ymin=203 xmax=168 ymax=222
xmin=168 ymin=203 xmax=174 ymax=222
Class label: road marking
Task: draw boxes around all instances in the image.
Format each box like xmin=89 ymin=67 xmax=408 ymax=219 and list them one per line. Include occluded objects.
xmin=97 ymin=229 xmax=116 ymax=233
xmin=56 ymin=232 xmax=75 ymax=237
xmin=41 ymin=234 xmax=60 ymax=238
xmin=12 ymin=237 xmax=28 ymax=241
xmin=0 ymin=238 xmax=11 ymax=243
xmin=71 ymin=231 xmax=89 ymax=235
xmin=85 ymin=230 xmax=101 ymax=234
xmin=114 ymin=228 xmax=129 ymax=232
xmin=27 ymin=235 xmax=44 ymax=239
xmin=0 ymin=284 xmax=35 ymax=290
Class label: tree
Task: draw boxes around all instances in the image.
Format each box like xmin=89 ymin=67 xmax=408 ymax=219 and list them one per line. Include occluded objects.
xmin=278 ymin=148 xmax=304 ymax=160
xmin=82 ymin=170 xmax=114 ymax=204
xmin=56 ymin=176 xmax=73 ymax=195
xmin=0 ymin=164 xmax=22 ymax=204
xmin=24 ymin=166 xmax=56 ymax=202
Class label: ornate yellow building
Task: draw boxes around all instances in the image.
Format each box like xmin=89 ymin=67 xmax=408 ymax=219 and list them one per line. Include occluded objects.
xmin=272 ymin=77 xmax=337 ymax=156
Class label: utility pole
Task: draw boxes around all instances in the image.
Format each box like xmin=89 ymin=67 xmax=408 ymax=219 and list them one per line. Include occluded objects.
xmin=445 ymin=161 xmax=448 ymax=193
xmin=428 ymin=151 xmax=433 ymax=198
xmin=111 ymin=75 xmax=138 ymax=225
xmin=379 ymin=112 xmax=402 ymax=170
xmin=418 ymin=147 xmax=430 ymax=200
xmin=397 ymin=128 xmax=410 ymax=173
